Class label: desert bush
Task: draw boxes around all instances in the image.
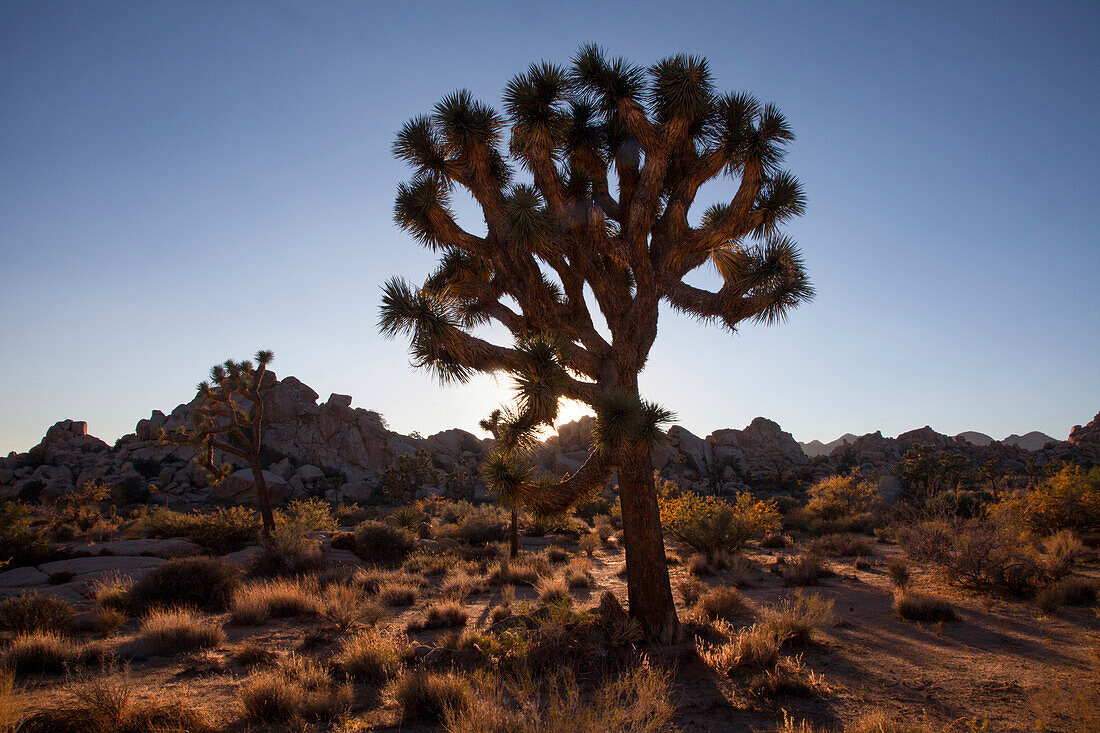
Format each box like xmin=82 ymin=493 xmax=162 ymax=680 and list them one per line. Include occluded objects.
xmin=692 ymin=586 xmax=745 ymax=622
xmin=809 ymin=533 xmax=873 ymax=557
xmin=229 ymin=578 xmax=319 ymax=625
xmin=592 ymin=514 xmax=615 ymax=541
xmin=747 ymin=653 xmax=827 ymax=699
xmin=93 ymin=608 xmax=126 ymax=636
xmin=137 ymin=608 xmax=224 ymax=655
xmin=233 ymin=641 xmax=279 ymax=667
xmin=676 ymin=577 xmax=707 ymax=606
xmin=0 ymin=502 xmax=55 ymax=567
xmin=698 ymin=622 xmax=784 ymax=674
xmin=3 ymin=631 xmax=81 ymax=675
xmin=1036 ymin=577 xmax=1098 ymax=612
xmin=379 ymin=450 xmax=439 ymax=505
xmin=336 ymin=628 xmax=410 ymax=683
xmin=0 ymin=593 xmax=74 ymax=633
xmin=403 ymin=550 xmax=456 ymax=577
xmin=240 ymin=655 xmax=351 ymax=723
xmin=806 ymin=474 xmax=879 ymax=520
xmin=660 ymin=492 xmax=780 ymax=560
xmin=376 ymin=580 xmax=419 ymax=606
xmin=759 ymin=591 xmax=835 ymax=645
xmin=780 ymin=554 xmax=825 ymax=587
xmin=393 ymin=670 xmax=473 ymax=724
xmin=249 ymin=520 xmax=323 ymax=577
xmin=408 ymin=600 xmax=468 ymax=631
xmin=491 ymin=554 xmax=552 ymax=586
xmin=579 ymin=532 xmax=601 ymax=556
xmin=893 ymin=592 xmax=956 ymax=623
xmin=1041 ymin=529 xmax=1085 ymax=578
xmin=350 ymin=520 xmax=417 ymax=566
xmin=564 ymin=557 xmax=592 ymax=589
xmin=334 ymin=503 xmax=372 ymax=526
xmin=388 ymin=504 xmax=430 ymax=537
xmin=276 ymin=497 xmax=337 ymax=532
xmin=134 ymin=506 xmax=259 ymax=553
xmin=16 ymin=670 xmax=213 ymax=733
xmin=760 ymin=532 xmax=791 ymax=548
xmin=1012 ymin=464 xmax=1100 ymax=535
xmin=886 ymin=557 xmax=911 ymax=589
xmin=535 ymin=575 xmax=572 ymax=605
xmin=435 ymin=504 xmax=509 ymax=546
xmin=441 ymin=569 xmax=490 ymax=600
xmin=319 ymin=583 xmax=383 ymax=630
xmin=128 ymin=556 xmax=240 ymax=612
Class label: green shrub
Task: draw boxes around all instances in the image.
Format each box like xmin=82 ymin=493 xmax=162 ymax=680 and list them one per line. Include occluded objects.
xmin=379 ymin=451 xmax=439 ymax=504
xmin=134 ymin=506 xmax=258 ymax=553
xmin=1011 ymin=464 xmax=1100 ymax=535
xmin=435 ymin=504 xmax=509 ymax=546
xmin=0 ymin=502 xmax=55 ymax=567
xmin=0 ymin=593 xmax=74 ymax=633
xmin=276 ymin=498 xmax=337 ymax=532
xmin=249 ymin=521 xmax=323 ymax=577
xmin=659 ymin=492 xmax=780 ymax=560
xmin=806 ymin=474 xmax=879 ymax=519
xmin=128 ymin=556 xmax=240 ymax=612
xmin=350 ymin=520 xmax=417 ymax=565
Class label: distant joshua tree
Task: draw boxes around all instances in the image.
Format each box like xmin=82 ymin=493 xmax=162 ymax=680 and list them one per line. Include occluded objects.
xmin=380 ymin=46 xmax=812 ymax=635
xmin=163 ymin=350 xmax=277 ymax=536
xmin=478 ymin=408 xmax=524 ymax=558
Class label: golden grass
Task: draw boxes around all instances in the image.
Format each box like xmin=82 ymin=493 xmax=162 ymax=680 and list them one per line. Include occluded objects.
xmin=229 ymin=578 xmax=319 ymax=625
xmin=137 ymin=607 xmax=224 ymax=656
xmin=408 ymin=600 xmax=468 ymax=632
xmin=336 ymin=628 xmax=410 ymax=683
xmin=239 ymin=654 xmax=351 ymax=723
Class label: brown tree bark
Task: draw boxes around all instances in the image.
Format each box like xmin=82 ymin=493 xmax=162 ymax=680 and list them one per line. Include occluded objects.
xmin=509 ymin=505 xmax=519 ymax=559
xmin=249 ymin=461 xmax=275 ymax=537
xmin=617 ymin=440 xmax=679 ymax=638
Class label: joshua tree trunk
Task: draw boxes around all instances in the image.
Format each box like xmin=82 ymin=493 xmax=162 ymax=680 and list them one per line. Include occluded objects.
xmin=509 ymin=505 xmax=519 ymax=559
xmin=249 ymin=461 xmax=275 ymax=537
xmin=618 ymin=436 xmax=679 ymax=638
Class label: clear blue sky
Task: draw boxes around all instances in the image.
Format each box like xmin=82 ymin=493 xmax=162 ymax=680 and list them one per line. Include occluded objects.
xmin=2 ymin=0 xmax=1098 ymax=453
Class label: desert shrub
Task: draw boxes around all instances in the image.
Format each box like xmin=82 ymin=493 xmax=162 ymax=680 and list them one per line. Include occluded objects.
xmin=808 ymin=533 xmax=873 ymax=557
xmin=693 ymin=586 xmax=745 ymax=622
xmin=379 ymin=450 xmax=440 ymax=504
xmin=1013 ymin=464 xmax=1100 ymax=535
xmin=229 ymin=578 xmax=319 ymax=625
xmin=93 ymin=608 xmax=126 ymax=636
xmin=276 ymin=497 xmax=337 ymax=532
xmin=436 ymin=504 xmax=509 ymax=546
xmin=408 ymin=600 xmax=468 ymax=632
xmin=233 ymin=641 xmax=279 ymax=667
xmin=579 ymin=532 xmax=601 ymax=556
xmin=441 ymin=569 xmax=490 ymax=600
xmin=403 ymin=549 xmax=456 ymax=576
xmin=193 ymin=507 xmax=261 ymax=553
xmin=442 ymin=664 xmax=674 ymax=733
xmin=137 ymin=608 xmax=224 ymax=655
xmin=128 ymin=556 xmax=240 ymax=612
xmin=893 ymin=592 xmax=956 ymax=623
xmin=17 ymin=670 xmax=213 ymax=733
xmin=3 ymin=631 xmax=81 ymax=675
xmin=564 ymin=557 xmax=592 ymax=588
xmin=336 ymin=628 xmax=410 ymax=683
xmin=0 ymin=502 xmax=55 ymax=567
xmin=376 ymin=580 xmax=419 ymax=606
xmin=592 ymin=514 xmax=615 ymax=541
xmin=535 ymin=575 xmax=572 ymax=605
xmin=1041 ymin=529 xmax=1085 ymax=579
xmin=897 ymin=520 xmax=954 ymax=564
xmin=240 ymin=655 xmax=351 ymax=723
xmin=358 ymin=567 xmax=422 ymax=592
xmin=388 ymin=504 xmax=430 ymax=537
xmin=747 ymin=654 xmax=827 ymax=699
xmin=676 ymin=577 xmax=707 ymax=606
xmin=393 ymin=670 xmax=473 ymax=724
xmin=1036 ymin=577 xmax=1098 ymax=612
xmin=248 ymin=520 xmax=323 ymax=577
xmin=759 ymin=591 xmax=835 ymax=645
xmin=760 ymin=532 xmax=791 ymax=548
xmin=350 ymin=520 xmax=417 ymax=565
xmin=806 ymin=474 xmax=879 ymax=520
xmin=698 ymin=622 xmax=784 ymax=674
xmin=886 ymin=557 xmax=911 ymax=589
xmin=660 ymin=492 xmax=780 ymax=560
xmin=0 ymin=593 xmax=74 ymax=633
xmin=319 ymin=583 xmax=383 ymax=630
xmin=780 ymin=554 xmax=824 ymax=587
xmin=491 ymin=554 xmax=552 ymax=586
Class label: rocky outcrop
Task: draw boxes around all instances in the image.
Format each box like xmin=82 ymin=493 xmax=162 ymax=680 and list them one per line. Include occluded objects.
xmin=1068 ymin=412 xmax=1100 ymax=463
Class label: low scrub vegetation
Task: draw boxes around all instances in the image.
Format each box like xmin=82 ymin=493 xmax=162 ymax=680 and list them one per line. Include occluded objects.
xmin=893 ymin=592 xmax=957 ymax=623
xmin=336 ymin=627 xmax=411 ymax=683
xmin=659 ymin=491 xmax=781 ymax=560
xmin=347 ymin=520 xmax=417 ymax=565
xmin=0 ymin=593 xmax=74 ymax=634
xmin=239 ymin=654 xmax=351 ymax=723
xmin=127 ymin=556 xmax=240 ymax=612
xmin=137 ymin=607 xmax=224 ymax=656
xmin=229 ymin=578 xmax=319 ymax=625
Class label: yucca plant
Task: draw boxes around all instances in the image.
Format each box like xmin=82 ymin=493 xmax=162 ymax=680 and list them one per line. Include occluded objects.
xmin=162 ymin=350 xmax=278 ymax=535
xmin=381 ymin=46 xmax=812 ymax=636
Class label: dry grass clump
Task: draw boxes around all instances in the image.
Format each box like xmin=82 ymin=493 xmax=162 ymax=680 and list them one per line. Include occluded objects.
xmin=442 ymin=663 xmax=675 ymax=732
xmin=392 ymin=670 xmax=474 ymax=724
xmin=376 ymin=580 xmax=420 ymax=606
xmin=233 ymin=641 xmax=280 ymax=668
xmin=564 ymin=557 xmax=592 ymax=588
xmin=580 ymin=532 xmax=602 ymax=556
xmin=239 ymin=654 xmax=351 ymax=723
xmin=747 ymin=653 xmax=828 ymax=699
xmin=687 ymin=551 xmax=756 ymax=584
xmin=886 ymin=557 xmax=911 ymax=589
xmin=319 ymin=583 xmax=384 ymax=630
xmin=491 ymin=554 xmax=552 ymax=586
xmin=809 ymin=533 xmax=874 ymax=558
xmin=336 ymin=628 xmax=411 ymax=683
xmin=441 ymin=569 xmax=490 ymax=600
xmin=229 ymin=578 xmax=319 ymax=625
xmin=535 ymin=575 xmax=572 ymax=605
xmin=1036 ymin=577 xmax=1098 ymax=613
xmin=759 ymin=591 xmax=835 ymax=645
xmin=592 ymin=514 xmax=615 ymax=540
xmin=357 ymin=567 xmax=422 ymax=592
xmin=127 ymin=556 xmax=240 ymax=613
xmin=1041 ymin=529 xmax=1085 ymax=578
xmin=693 ymin=585 xmax=746 ymax=622
xmin=544 ymin=545 xmax=571 ymax=564
xmin=137 ymin=607 xmax=224 ymax=656
xmin=248 ymin=522 xmax=323 ymax=577
xmin=403 ymin=550 xmax=455 ymax=577
xmin=408 ymin=600 xmax=468 ymax=632
xmin=16 ymin=670 xmax=214 ymax=733
xmin=676 ymin=577 xmax=707 ymax=606
xmin=89 ymin=573 xmax=132 ymax=613
xmin=0 ymin=671 xmax=19 ymax=733
xmin=893 ymin=591 xmax=956 ymax=623
xmin=488 ymin=585 xmax=516 ymax=624
xmin=92 ymin=608 xmax=127 ymax=636
xmin=0 ymin=593 xmax=74 ymax=633
xmin=1 ymin=632 xmax=108 ymax=676
xmin=780 ymin=553 xmax=825 ymax=587
xmin=698 ymin=622 xmax=784 ymax=674
xmin=760 ymin=532 xmax=791 ymax=548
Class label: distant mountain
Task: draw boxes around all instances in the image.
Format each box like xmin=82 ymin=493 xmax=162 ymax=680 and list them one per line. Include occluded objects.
xmin=799 ymin=433 xmax=859 ymax=458
xmin=1002 ymin=431 xmax=1058 ymax=451
xmin=956 ymin=431 xmax=994 ymax=446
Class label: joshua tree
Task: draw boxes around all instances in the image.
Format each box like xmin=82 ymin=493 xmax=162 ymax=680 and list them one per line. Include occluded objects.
xmin=478 ymin=408 xmax=525 ymax=558
xmin=380 ymin=46 xmax=812 ymax=635
xmin=163 ymin=350 xmax=278 ymax=536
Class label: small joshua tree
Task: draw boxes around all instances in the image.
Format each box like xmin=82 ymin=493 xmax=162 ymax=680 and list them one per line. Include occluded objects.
xmin=163 ymin=350 xmax=277 ymax=535
xmin=478 ymin=408 xmax=524 ymax=558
